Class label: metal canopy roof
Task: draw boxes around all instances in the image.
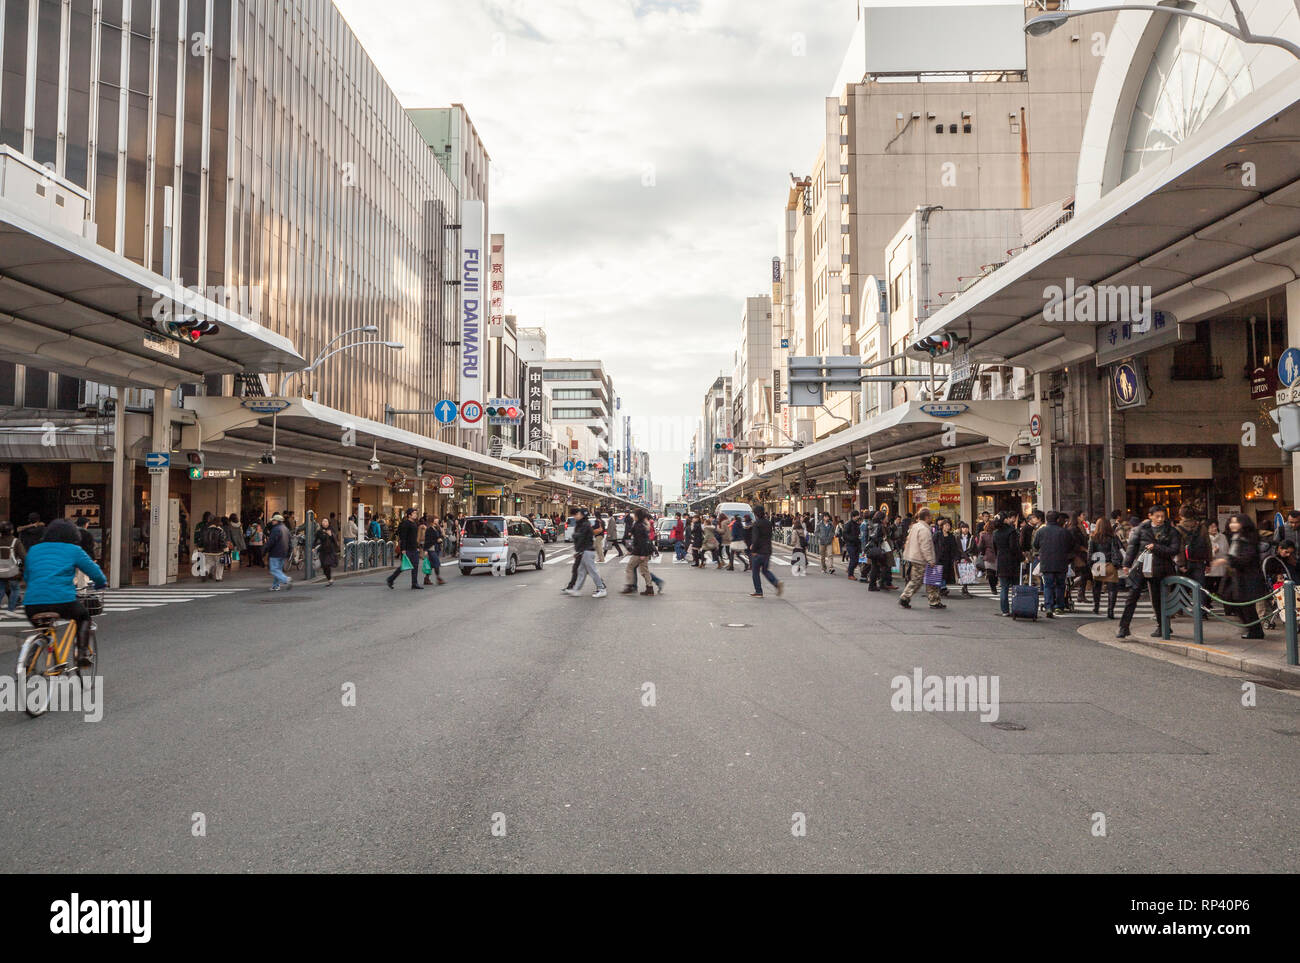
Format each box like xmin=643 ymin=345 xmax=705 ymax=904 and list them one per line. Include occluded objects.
xmin=760 ymin=400 xmax=1030 ymax=480
xmin=0 ymin=197 xmax=304 ymax=389
xmin=909 ymin=64 xmax=1300 ymax=373
xmin=186 ymin=397 xmax=536 ymax=485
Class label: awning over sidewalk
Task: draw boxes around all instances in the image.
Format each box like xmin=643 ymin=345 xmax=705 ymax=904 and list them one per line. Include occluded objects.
xmin=0 ymin=422 xmax=114 ymax=461
xmin=184 ymin=396 xmax=536 ymax=486
xmin=761 ymin=400 xmax=1031 ymax=483
xmin=908 ymin=64 xmax=1300 ymax=372
xmin=0 ymin=195 xmax=304 ymax=389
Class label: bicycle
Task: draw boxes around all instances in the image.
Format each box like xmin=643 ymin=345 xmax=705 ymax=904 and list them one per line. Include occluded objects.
xmin=16 ymin=590 xmax=101 ymax=718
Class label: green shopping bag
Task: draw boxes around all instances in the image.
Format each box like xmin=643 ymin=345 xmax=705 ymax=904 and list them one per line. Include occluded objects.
xmin=400 ymin=553 xmax=413 ymax=571
xmin=421 ymin=556 xmax=432 ymax=575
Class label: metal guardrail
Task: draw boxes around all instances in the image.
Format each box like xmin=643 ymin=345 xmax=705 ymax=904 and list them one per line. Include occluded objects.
xmin=1159 ymin=575 xmax=1298 ymax=665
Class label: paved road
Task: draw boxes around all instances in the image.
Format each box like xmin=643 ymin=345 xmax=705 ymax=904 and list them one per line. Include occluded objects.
xmin=1 ymin=548 xmax=1297 ymax=873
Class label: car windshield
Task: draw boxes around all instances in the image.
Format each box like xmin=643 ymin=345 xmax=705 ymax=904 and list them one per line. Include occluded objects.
xmin=656 ymin=519 xmax=674 ymax=531
xmin=464 ymin=518 xmax=505 ymax=539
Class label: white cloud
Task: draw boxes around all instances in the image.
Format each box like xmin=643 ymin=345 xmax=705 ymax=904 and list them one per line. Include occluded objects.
xmin=333 ymin=0 xmax=860 ymax=498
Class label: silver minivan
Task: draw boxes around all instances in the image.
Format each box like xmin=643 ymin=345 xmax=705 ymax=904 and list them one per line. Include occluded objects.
xmin=458 ymin=515 xmax=545 ymax=575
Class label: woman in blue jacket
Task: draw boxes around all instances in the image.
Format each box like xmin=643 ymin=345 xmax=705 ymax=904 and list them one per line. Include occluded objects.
xmin=23 ymin=519 xmax=107 ymax=666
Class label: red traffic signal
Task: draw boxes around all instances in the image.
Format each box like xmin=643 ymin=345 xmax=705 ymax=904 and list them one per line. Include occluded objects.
xmin=506 ymin=406 xmax=519 ymax=419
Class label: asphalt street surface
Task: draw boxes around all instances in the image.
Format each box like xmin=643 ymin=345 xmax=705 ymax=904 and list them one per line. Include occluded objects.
xmin=1 ymin=548 xmax=1297 ymax=873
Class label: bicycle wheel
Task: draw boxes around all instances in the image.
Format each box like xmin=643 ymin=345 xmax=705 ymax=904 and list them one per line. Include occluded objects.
xmin=77 ymin=623 xmax=99 ymax=694
xmin=20 ymin=635 xmax=52 ymax=718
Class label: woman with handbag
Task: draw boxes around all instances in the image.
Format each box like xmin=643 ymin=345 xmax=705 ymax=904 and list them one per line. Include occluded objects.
xmin=1088 ymin=516 xmax=1123 ymax=618
xmin=975 ymin=519 xmax=998 ymax=596
xmin=1068 ymin=511 xmax=1092 ymax=605
xmin=1223 ymin=513 xmax=1268 ymax=640
xmin=934 ymin=518 xmax=960 ymax=598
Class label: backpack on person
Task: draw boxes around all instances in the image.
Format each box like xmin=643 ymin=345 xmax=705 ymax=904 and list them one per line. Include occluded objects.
xmin=0 ymin=538 xmax=20 ymax=578
xmin=201 ymin=524 xmax=227 ymax=554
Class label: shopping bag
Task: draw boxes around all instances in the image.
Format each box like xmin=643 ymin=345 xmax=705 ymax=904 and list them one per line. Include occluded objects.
xmin=1141 ymin=550 xmax=1154 ymax=576
xmin=400 ymin=553 xmax=413 ymax=571
xmin=881 ymin=539 xmax=893 ymax=553
xmin=956 ymin=560 xmax=978 ymax=584
xmin=922 ymin=563 xmax=944 ymax=586
xmin=421 ymin=556 xmax=432 ymax=575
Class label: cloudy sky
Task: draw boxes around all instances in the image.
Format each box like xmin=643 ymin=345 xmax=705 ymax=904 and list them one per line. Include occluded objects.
xmin=333 ymin=0 xmax=862 ymax=499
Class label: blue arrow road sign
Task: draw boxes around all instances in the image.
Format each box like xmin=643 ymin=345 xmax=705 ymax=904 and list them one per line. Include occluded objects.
xmin=146 ymin=452 xmax=170 ymax=469
xmin=434 ymin=400 xmax=457 ymax=424
xmin=575 ymin=460 xmax=586 ymax=471
xmin=563 ymin=460 xmax=575 ymax=471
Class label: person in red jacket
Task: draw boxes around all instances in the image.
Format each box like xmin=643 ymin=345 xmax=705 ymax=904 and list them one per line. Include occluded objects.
xmin=669 ymin=513 xmax=686 ymax=563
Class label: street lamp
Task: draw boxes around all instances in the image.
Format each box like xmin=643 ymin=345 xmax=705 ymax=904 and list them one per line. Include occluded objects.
xmin=283 ymin=339 xmax=405 ymax=398
xmin=1025 ymin=0 xmax=1300 ymax=59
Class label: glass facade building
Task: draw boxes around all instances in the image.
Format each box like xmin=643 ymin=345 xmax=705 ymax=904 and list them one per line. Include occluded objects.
xmin=0 ymin=0 xmax=464 ymax=437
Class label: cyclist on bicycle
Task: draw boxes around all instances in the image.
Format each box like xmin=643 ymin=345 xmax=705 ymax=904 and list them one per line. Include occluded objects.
xmin=22 ymin=519 xmax=106 ymax=667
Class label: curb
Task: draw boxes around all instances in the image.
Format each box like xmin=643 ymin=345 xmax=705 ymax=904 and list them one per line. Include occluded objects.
xmin=1077 ymin=623 xmax=1300 ymax=686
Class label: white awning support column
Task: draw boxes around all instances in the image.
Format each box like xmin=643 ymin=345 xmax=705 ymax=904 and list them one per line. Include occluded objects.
xmin=108 ymin=386 xmax=127 ymax=589
xmin=148 ymin=394 xmax=172 ymax=586
xmin=1288 ymin=278 xmax=1300 ymax=511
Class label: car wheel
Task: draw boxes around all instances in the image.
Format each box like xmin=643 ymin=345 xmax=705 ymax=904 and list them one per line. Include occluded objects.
xmin=507 ymin=554 xmax=518 ymax=575
xmin=535 ymin=551 xmax=545 ymax=570
xmin=459 ymin=566 xmax=473 ymax=576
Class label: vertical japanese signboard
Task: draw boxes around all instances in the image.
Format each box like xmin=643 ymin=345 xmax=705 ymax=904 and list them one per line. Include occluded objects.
xmin=459 ymin=200 xmax=485 ymax=430
xmin=489 ymin=233 xmax=505 ymax=339
xmin=526 ymin=365 xmax=544 ymax=453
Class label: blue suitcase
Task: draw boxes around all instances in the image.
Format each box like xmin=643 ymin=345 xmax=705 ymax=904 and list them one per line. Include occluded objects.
xmin=1010 ymin=583 xmax=1039 ymax=620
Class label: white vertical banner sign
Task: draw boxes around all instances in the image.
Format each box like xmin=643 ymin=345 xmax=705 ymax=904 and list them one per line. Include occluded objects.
xmin=459 ymin=200 xmax=485 ymax=429
xmin=488 ymin=233 xmax=505 ymax=339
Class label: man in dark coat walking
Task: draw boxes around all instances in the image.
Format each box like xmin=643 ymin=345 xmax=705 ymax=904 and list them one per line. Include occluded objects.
xmin=1116 ymin=505 xmax=1182 ymax=639
xmin=386 ymin=508 xmax=423 ymax=590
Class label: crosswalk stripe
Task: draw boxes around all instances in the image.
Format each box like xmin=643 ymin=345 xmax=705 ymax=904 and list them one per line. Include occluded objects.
xmin=0 ymin=584 xmax=249 ymax=621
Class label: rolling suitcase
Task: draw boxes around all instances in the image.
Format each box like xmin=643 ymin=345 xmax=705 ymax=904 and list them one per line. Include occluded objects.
xmin=1010 ymin=563 xmax=1039 ymax=620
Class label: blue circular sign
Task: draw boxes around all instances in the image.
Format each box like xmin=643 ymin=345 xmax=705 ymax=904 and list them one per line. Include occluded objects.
xmin=563 ymin=460 xmax=574 ymax=471
xmin=1112 ymin=362 xmax=1140 ymax=406
xmin=434 ymin=400 xmax=457 ymax=424
xmin=1279 ymin=348 xmax=1300 ymax=388
xmin=575 ymin=460 xmax=587 ymax=472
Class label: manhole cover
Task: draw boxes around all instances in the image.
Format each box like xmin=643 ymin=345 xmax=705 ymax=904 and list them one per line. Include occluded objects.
xmin=990 ymin=721 xmax=1026 ymax=731
xmin=1245 ymin=678 xmax=1299 ymax=690
xmin=723 ymin=623 xmax=751 ymax=629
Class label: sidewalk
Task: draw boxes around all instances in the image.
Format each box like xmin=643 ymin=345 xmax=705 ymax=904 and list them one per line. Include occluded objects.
xmin=1076 ymin=615 xmax=1300 ymax=686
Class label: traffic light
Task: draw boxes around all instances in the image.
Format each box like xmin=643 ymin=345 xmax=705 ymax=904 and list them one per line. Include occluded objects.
xmin=168 ymin=318 xmax=219 ymax=342
xmin=505 ymin=406 xmax=519 ymax=419
xmin=1271 ymin=406 xmax=1300 ymax=452
xmin=1002 ymin=454 xmax=1022 ymax=481
xmin=911 ymin=329 xmax=960 ymax=358
xmin=713 ymin=441 xmax=722 ymax=452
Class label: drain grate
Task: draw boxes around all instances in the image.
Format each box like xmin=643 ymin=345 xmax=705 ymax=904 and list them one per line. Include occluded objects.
xmin=1244 ymin=678 xmax=1299 ymax=691
xmin=990 ymin=721 xmax=1026 ymax=731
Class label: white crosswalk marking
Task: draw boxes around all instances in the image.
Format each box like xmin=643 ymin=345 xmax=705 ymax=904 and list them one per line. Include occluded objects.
xmin=0 ymin=584 xmax=250 ymax=621
xmin=963 ymin=581 xmax=1160 ymax=619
